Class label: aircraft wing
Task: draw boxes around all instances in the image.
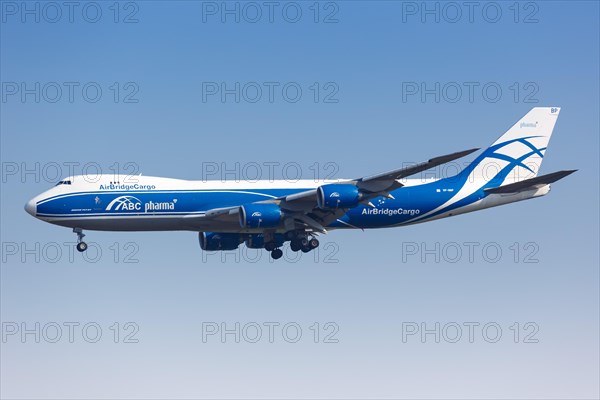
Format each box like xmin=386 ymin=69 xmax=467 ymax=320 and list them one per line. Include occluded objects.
xmin=351 ymin=148 xmax=479 ymax=192
xmin=196 ymin=148 xmax=479 ymax=232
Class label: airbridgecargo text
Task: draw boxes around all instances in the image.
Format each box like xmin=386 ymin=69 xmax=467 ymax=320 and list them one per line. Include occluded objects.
xmin=99 ymin=184 xmax=156 ymax=190
xmin=362 ymin=208 xmax=420 ymax=216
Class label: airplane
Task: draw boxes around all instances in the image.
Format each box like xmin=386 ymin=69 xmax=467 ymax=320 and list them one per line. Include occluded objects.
xmin=24 ymin=107 xmax=575 ymax=260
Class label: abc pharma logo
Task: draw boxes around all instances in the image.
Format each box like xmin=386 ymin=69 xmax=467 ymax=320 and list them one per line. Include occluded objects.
xmin=105 ymin=196 xmax=178 ymax=212
xmin=105 ymin=196 xmax=142 ymax=211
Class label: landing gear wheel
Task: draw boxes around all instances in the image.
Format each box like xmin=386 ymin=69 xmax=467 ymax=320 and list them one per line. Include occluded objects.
xmin=76 ymin=242 xmax=88 ymax=252
xmin=290 ymin=240 xmax=301 ymax=252
xmin=271 ymin=248 xmax=283 ymax=260
xmin=309 ymin=238 xmax=320 ymax=249
xmin=301 ymin=245 xmax=311 ymax=253
xmin=73 ymin=228 xmax=87 ymax=252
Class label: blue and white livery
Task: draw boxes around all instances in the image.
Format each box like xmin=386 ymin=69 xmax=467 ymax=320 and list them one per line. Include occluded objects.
xmin=25 ymin=107 xmax=575 ymax=259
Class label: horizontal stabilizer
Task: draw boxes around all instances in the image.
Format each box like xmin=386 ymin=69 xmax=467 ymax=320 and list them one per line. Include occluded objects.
xmin=484 ymin=170 xmax=576 ymax=194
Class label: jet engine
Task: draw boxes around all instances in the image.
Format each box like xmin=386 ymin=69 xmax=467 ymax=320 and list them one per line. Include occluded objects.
xmin=317 ymin=184 xmax=361 ymax=209
xmin=239 ymin=203 xmax=282 ymax=229
xmin=199 ymin=232 xmax=241 ymax=251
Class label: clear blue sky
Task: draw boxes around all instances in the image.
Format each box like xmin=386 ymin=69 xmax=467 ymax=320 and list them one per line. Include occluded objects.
xmin=1 ymin=1 xmax=599 ymax=398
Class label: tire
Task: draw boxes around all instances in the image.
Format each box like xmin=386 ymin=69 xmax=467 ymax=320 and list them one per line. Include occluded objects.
xmin=309 ymin=238 xmax=319 ymax=249
xmin=271 ymin=248 xmax=283 ymax=260
xmin=76 ymin=242 xmax=88 ymax=252
xmin=290 ymin=240 xmax=301 ymax=252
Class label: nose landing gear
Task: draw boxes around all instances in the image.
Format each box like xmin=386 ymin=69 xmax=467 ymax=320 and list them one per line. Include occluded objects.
xmin=73 ymin=228 xmax=88 ymax=252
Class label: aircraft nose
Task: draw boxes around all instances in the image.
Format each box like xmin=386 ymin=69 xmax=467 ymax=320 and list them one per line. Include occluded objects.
xmin=24 ymin=198 xmax=36 ymax=217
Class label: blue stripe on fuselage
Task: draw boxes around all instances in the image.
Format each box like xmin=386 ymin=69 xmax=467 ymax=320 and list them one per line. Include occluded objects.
xmin=333 ymin=177 xmax=464 ymax=228
xmin=37 ymin=189 xmax=304 ymax=218
xmin=36 ymin=179 xmax=476 ymax=228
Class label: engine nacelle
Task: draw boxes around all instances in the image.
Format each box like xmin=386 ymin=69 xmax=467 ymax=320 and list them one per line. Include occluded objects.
xmin=239 ymin=203 xmax=282 ymax=229
xmin=317 ymin=184 xmax=361 ymax=209
xmin=199 ymin=232 xmax=241 ymax=251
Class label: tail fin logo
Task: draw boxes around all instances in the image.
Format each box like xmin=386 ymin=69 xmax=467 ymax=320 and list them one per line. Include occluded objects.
xmin=487 ymin=136 xmax=545 ymax=173
xmin=520 ymin=122 xmax=538 ymax=128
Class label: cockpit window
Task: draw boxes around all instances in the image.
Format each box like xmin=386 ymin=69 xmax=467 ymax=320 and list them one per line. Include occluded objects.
xmin=55 ymin=180 xmax=72 ymax=186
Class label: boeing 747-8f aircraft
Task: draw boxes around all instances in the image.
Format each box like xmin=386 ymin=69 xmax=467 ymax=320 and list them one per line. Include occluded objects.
xmin=25 ymin=107 xmax=575 ymax=259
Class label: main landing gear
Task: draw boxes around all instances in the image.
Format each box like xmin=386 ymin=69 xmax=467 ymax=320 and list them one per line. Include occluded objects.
xmin=265 ymin=234 xmax=319 ymax=260
xmin=289 ymin=235 xmax=319 ymax=253
xmin=264 ymin=240 xmax=284 ymax=260
xmin=73 ymin=228 xmax=88 ymax=252
xmin=264 ymin=236 xmax=320 ymax=260
xmin=260 ymin=232 xmax=321 ymax=260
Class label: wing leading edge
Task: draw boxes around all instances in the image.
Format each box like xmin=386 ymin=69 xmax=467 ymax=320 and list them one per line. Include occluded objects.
xmin=194 ymin=147 xmax=480 ymax=232
xmin=277 ymin=147 xmax=480 ymax=212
